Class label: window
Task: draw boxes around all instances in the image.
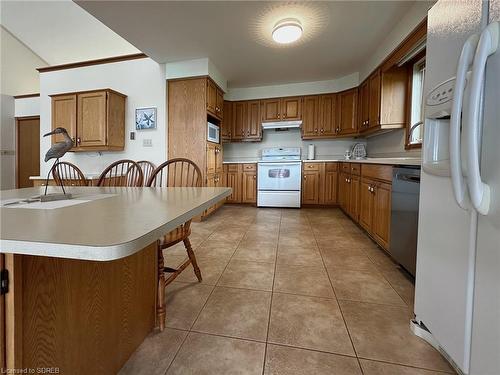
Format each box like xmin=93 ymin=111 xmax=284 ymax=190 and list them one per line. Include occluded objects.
xmin=407 ymin=57 xmax=426 ymax=147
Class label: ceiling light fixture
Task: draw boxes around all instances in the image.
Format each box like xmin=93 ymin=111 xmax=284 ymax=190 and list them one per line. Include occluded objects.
xmin=272 ymin=18 xmax=303 ymax=44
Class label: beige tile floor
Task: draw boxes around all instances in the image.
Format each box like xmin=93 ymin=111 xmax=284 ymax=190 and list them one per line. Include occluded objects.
xmin=120 ymin=206 xmax=455 ymax=375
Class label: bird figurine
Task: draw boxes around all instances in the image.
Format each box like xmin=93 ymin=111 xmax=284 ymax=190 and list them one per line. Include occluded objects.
xmin=42 ymin=127 xmax=74 ymax=196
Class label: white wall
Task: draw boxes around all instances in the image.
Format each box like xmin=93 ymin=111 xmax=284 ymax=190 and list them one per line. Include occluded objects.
xmin=223 ymin=128 xmax=364 ymax=160
xmin=39 ymin=58 xmax=166 ymax=176
xmin=0 ymin=26 xmax=47 ymax=96
xmin=165 ymin=58 xmax=228 ymax=92
xmin=226 ymin=73 xmax=359 ymax=101
xmin=0 ymin=95 xmax=16 ymax=189
xmin=363 ymin=1 xmax=434 ymax=157
xmin=15 ymin=96 xmax=40 ymax=117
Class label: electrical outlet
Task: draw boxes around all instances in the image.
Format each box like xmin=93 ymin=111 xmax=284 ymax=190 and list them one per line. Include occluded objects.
xmin=143 ymin=139 xmax=153 ymax=147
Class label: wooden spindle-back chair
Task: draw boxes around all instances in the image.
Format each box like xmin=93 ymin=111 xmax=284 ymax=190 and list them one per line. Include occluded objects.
xmin=147 ymin=158 xmax=203 ymax=331
xmin=137 ymin=160 xmax=156 ymax=186
xmin=97 ymin=160 xmax=143 ymax=187
xmin=52 ymin=161 xmax=88 ymax=186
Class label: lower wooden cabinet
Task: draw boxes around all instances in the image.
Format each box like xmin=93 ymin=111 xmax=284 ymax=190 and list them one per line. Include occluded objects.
xmin=302 ymin=162 xmax=338 ymax=205
xmin=222 ymin=163 xmax=257 ymax=204
xmin=343 ymin=163 xmax=392 ymax=251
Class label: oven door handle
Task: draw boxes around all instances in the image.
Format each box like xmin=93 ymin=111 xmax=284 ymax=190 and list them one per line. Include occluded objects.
xmin=258 ymin=163 xmax=301 ymax=167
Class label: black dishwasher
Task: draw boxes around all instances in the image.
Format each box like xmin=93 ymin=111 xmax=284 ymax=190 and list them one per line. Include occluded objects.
xmin=390 ymin=166 xmax=421 ymax=277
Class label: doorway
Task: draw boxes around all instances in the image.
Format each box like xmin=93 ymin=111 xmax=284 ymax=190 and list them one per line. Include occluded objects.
xmin=16 ymin=116 xmax=40 ymax=188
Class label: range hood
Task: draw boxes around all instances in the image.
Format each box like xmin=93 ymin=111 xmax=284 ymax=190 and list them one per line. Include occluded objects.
xmin=262 ymin=120 xmax=302 ymax=130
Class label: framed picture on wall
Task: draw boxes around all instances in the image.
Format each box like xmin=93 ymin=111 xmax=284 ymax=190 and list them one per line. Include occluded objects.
xmin=135 ymin=107 xmax=157 ymax=130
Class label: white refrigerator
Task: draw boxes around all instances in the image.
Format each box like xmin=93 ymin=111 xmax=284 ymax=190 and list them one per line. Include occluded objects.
xmin=414 ymin=1 xmax=500 ymax=375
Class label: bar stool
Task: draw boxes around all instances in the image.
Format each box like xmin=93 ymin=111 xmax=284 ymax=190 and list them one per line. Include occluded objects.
xmin=147 ymin=158 xmax=203 ymax=331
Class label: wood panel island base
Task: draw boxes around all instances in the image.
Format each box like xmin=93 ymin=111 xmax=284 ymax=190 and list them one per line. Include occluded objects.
xmin=0 ymin=186 xmax=231 ymax=374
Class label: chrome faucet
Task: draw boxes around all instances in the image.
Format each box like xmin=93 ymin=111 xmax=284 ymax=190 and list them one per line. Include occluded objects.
xmin=408 ymin=121 xmax=423 ymax=143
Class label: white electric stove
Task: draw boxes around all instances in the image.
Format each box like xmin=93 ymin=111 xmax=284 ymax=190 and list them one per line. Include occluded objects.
xmin=257 ymin=147 xmax=301 ymax=208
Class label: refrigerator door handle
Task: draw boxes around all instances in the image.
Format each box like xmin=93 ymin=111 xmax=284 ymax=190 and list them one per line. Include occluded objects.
xmin=466 ymin=22 xmax=499 ymax=215
xmin=450 ymin=34 xmax=480 ymax=210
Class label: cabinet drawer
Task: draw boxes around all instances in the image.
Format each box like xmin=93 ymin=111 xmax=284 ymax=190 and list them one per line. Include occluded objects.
xmin=227 ymin=164 xmax=240 ymax=172
xmin=304 ymin=163 xmax=321 ymax=171
xmin=350 ymin=163 xmax=361 ymax=176
xmin=361 ymin=164 xmax=392 ymax=182
xmin=341 ymin=163 xmax=351 ymax=173
xmin=325 ymin=162 xmax=338 ymax=172
xmin=242 ymin=163 xmax=256 ymax=172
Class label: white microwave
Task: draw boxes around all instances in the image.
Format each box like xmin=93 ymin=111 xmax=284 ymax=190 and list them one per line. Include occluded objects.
xmin=207 ymin=121 xmax=220 ymax=143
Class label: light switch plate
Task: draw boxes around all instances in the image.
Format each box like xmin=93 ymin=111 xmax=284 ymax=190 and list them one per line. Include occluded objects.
xmin=143 ymin=139 xmax=153 ymax=147
xmin=130 ymin=132 xmax=135 ymax=140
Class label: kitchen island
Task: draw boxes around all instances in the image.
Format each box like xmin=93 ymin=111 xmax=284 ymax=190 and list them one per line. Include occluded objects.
xmin=0 ymin=186 xmax=231 ymax=374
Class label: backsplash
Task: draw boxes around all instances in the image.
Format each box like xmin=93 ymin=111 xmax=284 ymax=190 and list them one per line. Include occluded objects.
xmin=365 ymin=129 xmax=422 ymax=158
xmin=223 ymin=128 xmax=365 ymax=160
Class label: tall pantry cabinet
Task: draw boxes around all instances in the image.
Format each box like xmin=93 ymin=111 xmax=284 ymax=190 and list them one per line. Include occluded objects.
xmin=167 ymin=77 xmax=225 ymax=217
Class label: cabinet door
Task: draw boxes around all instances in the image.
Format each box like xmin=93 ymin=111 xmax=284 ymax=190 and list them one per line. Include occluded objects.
xmin=206 ymin=79 xmax=217 ymax=116
xmin=216 ymin=89 xmax=224 ymax=119
xmin=232 ymin=101 xmax=247 ymax=140
xmin=77 ymin=91 xmax=107 ymax=147
xmin=349 ymin=174 xmax=360 ymax=222
xmin=368 ymin=69 xmax=381 ymax=128
xmin=338 ymin=88 xmax=358 ymax=136
xmin=373 ymin=182 xmax=391 ymax=250
xmin=282 ymin=96 xmax=302 ymax=120
xmin=339 ymin=172 xmax=351 ymax=212
xmin=359 ymin=178 xmax=374 ymax=232
xmin=261 ymin=99 xmax=281 ymax=122
xmin=206 ymin=143 xmax=216 ymax=175
xmin=242 ymin=171 xmax=257 ymax=203
xmin=221 ymin=101 xmax=232 ymax=140
xmin=323 ymin=169 xmax=338 ymax=204
xmin=225 ymin=171 xmax=241 ymax=203
xmin=215 ymin=145 xmax=223 ymax=174
xmin=359 ymin=80 xmax=370 ymax=130
xmin=51 ymin=94 xmax=77 ymax=145
xmin=246 ymin=100 xmax=261 ymax=139
xmin=319 ymin=94 xmax=337 ymax=136
xmin=301 ymin=95 xmax=319 ymax=138
xmin=302 ymin=170 xmax=320 ymax=204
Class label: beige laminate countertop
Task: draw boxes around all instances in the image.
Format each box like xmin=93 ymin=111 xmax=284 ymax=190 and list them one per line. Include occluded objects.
xmin=223 ymin=158 xmax=421 ymax=166
xmin=0 ymin=186 xmax=231 ymax=261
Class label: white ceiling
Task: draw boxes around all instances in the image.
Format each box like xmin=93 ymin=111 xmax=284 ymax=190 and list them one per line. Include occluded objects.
xmin=76 ymin=1 xmax=418 ymax=88
xmin=0 ymin=0 xmax=139 ymax=65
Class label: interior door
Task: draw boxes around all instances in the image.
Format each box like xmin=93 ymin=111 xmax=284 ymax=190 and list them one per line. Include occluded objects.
xmin=77 ymin=91 xmax=107 ymax=147
xmin=16 ymin=117 xmax=40 ymax=188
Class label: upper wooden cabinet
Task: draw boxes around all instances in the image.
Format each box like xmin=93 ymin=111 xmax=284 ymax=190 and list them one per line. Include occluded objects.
xmin=281 ymin=97 xmax=302 ymax=120
xmin=227 ymin=100 xmax=262 ymax=142
xmin=359 ymin=66 xmax=408 ymax=134
xmin=206 ymin=78 xmax=224 ymax=120
xmin=51 ymin=94 xmax=77 ymax=145
xmin=261 ymin=96 xmax=302 ymax=122
xmin=302 ymin=96 xmax=320 ymax=138
xmin=221 ymin=101 xmax=233 ymax=141
xmin=319 ymin=94 xmax=337 ymax=137
xmin=337 ymin=88 xmax=358 ymax=136
xmin=50 ymin=89 xmax=126 ymax=151
xmin=247 ymin=100 xmax=262 ymax=139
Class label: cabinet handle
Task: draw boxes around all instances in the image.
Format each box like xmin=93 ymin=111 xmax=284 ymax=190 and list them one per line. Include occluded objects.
xmin=304 ymin=175 xmax=307 ymax=180
xmin=253 ymin=175 xmax=256 ymax=179
xmin=320 ymin=128 xmax=324 ymax=133
xmin=314 ymin=129 xmax=318 ymax=133
xmin=77 ymin=137 xmax=81 ymax=144
xmin=283 ymin=113 xmax=286 ymax=119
